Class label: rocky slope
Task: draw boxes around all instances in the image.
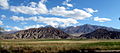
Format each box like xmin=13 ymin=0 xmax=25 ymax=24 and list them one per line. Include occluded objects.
xmin=80 ymin=29 xmax=120 ymax=39
xmin=1 ymin=27 xmax=72 ymax=39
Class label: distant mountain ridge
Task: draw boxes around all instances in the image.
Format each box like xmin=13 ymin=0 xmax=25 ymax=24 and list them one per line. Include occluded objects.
xmin=63 ymin=24 xmax=120 ymax=34
xmin=80 ymin=29 xmax=120 ymax=39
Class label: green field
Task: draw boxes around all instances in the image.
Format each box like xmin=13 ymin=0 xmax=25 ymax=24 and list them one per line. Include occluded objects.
xmin=1 ymin=39 xmax=120 ymax=53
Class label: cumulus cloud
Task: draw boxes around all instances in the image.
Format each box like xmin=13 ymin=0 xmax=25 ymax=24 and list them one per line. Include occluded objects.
xmin=21 ymin=22 xmax=27 ymax=25
xmin=10 ymin=1 xmax=48 ymax=15
xmin=1 ymin=15 xmax=6 ymax=20
xmin=9 ymin=0 xmax=96 ymax=21
xmin=10 ymin=16 xmax=27 ymax=21
xmin=84 ymin=8 xmax=98 ymax=13
xmin=28 ymin=17 xmax=38 ymax=21
xmin=63 ymin=0 xmax=73 ymax=7
xmin=0 ymin=20 xmax=3 ymax=25
xmin=5 ymin=26 xmax=22 ymax=30
xmin=29 ymin=2 xmax=37 ymax=8
xmin=37 ymin=16 xmax=78 ymax=27
xmin=50 ymin=6 xmax=92 ymax=20
xmin=13 ymin=26 xmax=22 ymax=30
xmin=4 ymin=29 xmax=11 ymax=31
xmin=94 ymin=17 xmax=111 ymax=22
xmin=10 ymin=16 xmax=78 ymax=27
xmin=1 ymin=15 xmax=6 ymax=18
xmin=0 ymin=0 xmax=9 ymax=9
xmin=10 ymin=16 xmax=38 ymax=21
xmin=24 ymin=24 xmax=45 ymax=29
xmin=40 ymin=0 xmax=47 ymax=3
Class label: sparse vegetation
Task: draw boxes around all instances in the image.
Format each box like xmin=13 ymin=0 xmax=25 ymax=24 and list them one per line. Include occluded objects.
xmin=1 ymin=39 xmax=120 ymax=53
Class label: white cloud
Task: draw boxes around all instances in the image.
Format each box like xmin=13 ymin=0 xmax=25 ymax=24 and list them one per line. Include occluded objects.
xmin=13 ymin=26 xmax=22 ymax=30
xmin=9 ymin=1 xmax=96 ymax=21
xmin=10 ymin=16 xmax=37 ymax=21
xmin=10 ymin=16 xmax=38 ymax=21
xmin=1 ymin=15 xmax=6 ymax=18
xmin=63 ymin=0 xmax=73 ymax=7
xmin=66 ymin=4 xmax=73 ymax=7
xmin=10 ymin=16 xmax=78 ymax=27
xmin=28 ymin=16 xmax=38 ymax=21
xmin=4 ymin=29 xmax=11 ymax=31
xmin=0 ymin=0 xmax=9 ymax=9
xmin=84 ymin=8 xmax=98 ymax=13
xmin=94 ymin=17 xmax=111 ymax=22
xmin=5 ymin=24 xmax=44 ymax=31
xmin=29 ymin=2 xmax=37 ymax=8
xmin=10 ymin=16 xmax=26 ymax=21
xmin=0 ymin=20 xmax=3 ymax=25
xmin=21 ymin=22 xmax=27 ymax=25
xmin=50 ymin=6 xmax=92 ymax=20
xmin=5 ymin=26 xmax=22 ymax=30
xmin=24 ymin=24 xmax=45 ymax=29
xmin=37 ymin=16 xmax=78 ymax=27
xmin=1 ymin=15 xmax=6 ymax=19
xmin=10 ymin=1 xmax=48 ymax=15
xmin=40 ymin=0 xmax=47 ymax=3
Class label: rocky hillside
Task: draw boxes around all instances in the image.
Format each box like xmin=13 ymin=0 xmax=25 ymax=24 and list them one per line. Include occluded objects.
xmin=63 ymin=24 xmax=120 ymax=34
xmin=1 ymin=27 xmax=72 ymax=39
xmin=80 ymin=29 xmax=120 ymax=39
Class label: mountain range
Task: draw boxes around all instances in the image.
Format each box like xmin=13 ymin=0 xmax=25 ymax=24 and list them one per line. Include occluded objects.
xmin=1 ymin=24 xmax=120 ymax=39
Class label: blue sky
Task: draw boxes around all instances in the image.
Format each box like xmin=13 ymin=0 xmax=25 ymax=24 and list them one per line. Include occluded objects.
xmin=0 ymin=0 xmax=120 ymax=31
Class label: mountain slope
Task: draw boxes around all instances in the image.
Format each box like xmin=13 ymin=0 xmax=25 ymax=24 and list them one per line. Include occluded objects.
xmin=1 ymin=27 xmax=72 ymax=39
xmin=63 ymin=24 xmax=120 ymax=34
xmin=80 ymin=29 xmax=120 ymax=39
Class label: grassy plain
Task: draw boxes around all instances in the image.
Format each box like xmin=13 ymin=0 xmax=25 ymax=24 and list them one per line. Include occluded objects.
xmin=1 ymin=39 xmax=120 ymax=53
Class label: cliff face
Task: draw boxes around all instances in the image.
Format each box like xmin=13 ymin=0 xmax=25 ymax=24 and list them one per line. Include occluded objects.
xmin=1 ymin=27 xmax=71 ymax=39
xmin=80 ymin=29 xmax=120 ymax=39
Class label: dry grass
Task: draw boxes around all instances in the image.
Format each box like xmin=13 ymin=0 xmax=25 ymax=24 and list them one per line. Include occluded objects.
xmin=1 ymin=39 xmax=120 ymax=53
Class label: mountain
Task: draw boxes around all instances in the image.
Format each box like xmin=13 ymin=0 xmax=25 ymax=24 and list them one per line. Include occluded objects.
xmin=80 ymin=29 xmax=120 ymax=39
xmin=2 ymin=31 xmax=19 ymax=34
xmin=63 ymin=24 xmax=120 ymax=34
xmin=0 ymin=27 xmax=72 ymax=39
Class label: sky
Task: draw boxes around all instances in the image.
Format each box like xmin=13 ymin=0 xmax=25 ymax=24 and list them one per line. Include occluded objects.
xmin=0 ymin=0 xmax=120 ymax=31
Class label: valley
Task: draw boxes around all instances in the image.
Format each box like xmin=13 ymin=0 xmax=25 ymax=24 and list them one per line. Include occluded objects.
xmin=1 ymin=24 xmax=120 ymax=52
xmin=0 ymin=0 xmax=120 ymax=52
